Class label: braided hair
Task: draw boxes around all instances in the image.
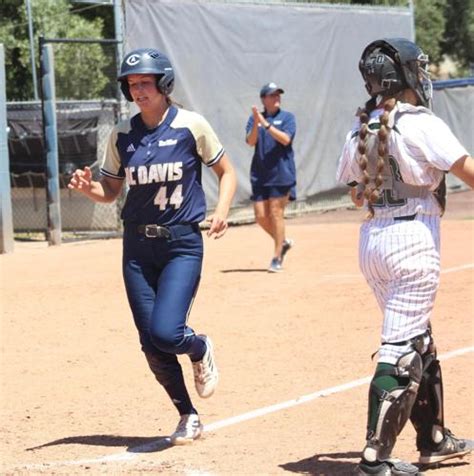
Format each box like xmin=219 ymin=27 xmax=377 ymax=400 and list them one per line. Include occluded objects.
xmin=357 ymin=97 xmax=396 ymax=219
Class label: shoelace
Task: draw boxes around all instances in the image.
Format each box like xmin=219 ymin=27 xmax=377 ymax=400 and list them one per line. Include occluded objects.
xmin=176 ymin=416 xmax=199 ymax=433
xmin=176 ymin=417 xmax=188 ymax=433
xmin=193 ymin=359 xmax=214 ymax=384
xmin=443 ymin=429 xmax=458 ymax=450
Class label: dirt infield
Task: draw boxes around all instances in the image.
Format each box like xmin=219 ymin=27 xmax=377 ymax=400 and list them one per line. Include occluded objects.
xmin=1 ymin=191 xmax=473 ymax=475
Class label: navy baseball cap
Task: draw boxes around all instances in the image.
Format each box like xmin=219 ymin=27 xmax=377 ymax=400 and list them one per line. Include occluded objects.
xmin=260 ymin=82 xmax=284 ymax=97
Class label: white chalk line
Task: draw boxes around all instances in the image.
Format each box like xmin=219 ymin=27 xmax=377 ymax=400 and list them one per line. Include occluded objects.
xmin=15 ymin=346 xmax=473 ymax=472
xmin=441 ymin=263 xmax=474 ymax=274
xmin=205 ymin=346 xmax=473 ymax=433
xmin=322 ymin=262 xmax=474 ymax=280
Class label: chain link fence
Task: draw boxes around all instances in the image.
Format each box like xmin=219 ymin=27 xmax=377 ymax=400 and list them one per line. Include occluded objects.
xmin=7 ymin=39 xmax=124 ymax=240
xmin=8 ymin=100 xmax=123 ymax=239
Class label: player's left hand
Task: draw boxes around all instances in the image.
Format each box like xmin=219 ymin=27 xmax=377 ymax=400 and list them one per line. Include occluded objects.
xmin=206 ymin=213 xmax=228 ymax=239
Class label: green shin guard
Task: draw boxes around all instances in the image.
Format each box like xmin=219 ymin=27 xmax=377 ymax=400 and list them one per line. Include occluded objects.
xmin=363 ymin=352 xmax=422 ymax=463
xmin=368 ymin=363 xmax=407 ymax=433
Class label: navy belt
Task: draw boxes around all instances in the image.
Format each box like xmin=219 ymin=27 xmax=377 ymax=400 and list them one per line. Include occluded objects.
xmin=393 ymin=213 xmax=417 ymax=221
xmin=136 ymin=223 xmax=200 ymax=239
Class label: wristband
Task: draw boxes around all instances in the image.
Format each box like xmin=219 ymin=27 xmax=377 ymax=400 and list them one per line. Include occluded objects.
xmin=264 ymin=123 xmax=271 ymax=130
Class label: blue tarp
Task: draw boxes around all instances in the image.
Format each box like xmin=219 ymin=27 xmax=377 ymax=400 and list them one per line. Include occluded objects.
xmin=433 ymin=78 xmax=474 ymax=90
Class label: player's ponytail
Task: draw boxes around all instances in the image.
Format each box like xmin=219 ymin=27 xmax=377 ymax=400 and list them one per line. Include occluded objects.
xmin=357 ymin=97 xmax=377 ymax=217
xmin=357 ymin=97 xmax=396 ymax=219
xmin=374 ymin=97 xmax=397 ymax=207
xmin=357 ymin=111 xmax=371 ymax=213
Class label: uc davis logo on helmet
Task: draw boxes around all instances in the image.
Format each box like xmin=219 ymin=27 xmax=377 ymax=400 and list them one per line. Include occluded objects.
xmin=126 ymin=54 xmax=141 ymax=66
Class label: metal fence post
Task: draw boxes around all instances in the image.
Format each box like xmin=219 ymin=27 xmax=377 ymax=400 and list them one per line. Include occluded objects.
xmin=40 ymin=39 xmax=62 ymax=245
xmin=408 ymin=0 xmax=416 ymax=42
xmin=0 ymin=44 xmax=15 ymax=254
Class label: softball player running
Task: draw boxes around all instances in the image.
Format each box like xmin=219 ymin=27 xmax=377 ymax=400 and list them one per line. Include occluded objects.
xmin=337 ymin=38 xmax=474 ymax=475
xmin=68 ymin=48 xmax=236 ymax=445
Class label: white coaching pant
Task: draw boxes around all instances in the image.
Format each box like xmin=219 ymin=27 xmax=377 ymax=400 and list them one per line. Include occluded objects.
xmin=359 ymin=214 xmax=441 ymax=365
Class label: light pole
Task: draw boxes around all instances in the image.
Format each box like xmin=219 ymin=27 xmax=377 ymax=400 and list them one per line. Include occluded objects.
xmin=408 ymin=0 xmax=416 ymax=42
xmin=26 ymin=0 xmax=39 ymax=100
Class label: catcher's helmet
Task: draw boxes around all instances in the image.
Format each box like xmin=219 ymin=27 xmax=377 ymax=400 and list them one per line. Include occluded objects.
xmin=359 ymin=38 xmax=432 ymax=107
xmin=118 ymin=48 xmax=174 ymax=101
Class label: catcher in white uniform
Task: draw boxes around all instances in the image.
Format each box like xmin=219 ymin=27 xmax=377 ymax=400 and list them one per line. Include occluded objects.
xmin=337 ymin=38 xmax=474 ymax=476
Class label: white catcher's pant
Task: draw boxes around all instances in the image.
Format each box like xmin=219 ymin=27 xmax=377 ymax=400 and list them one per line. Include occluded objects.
xmin=359 ymin=214 xmax=440 ymax=365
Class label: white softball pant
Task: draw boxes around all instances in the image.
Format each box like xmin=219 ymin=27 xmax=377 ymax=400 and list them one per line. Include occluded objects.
xmin=359 ymin=214 xmax=441 ymax=364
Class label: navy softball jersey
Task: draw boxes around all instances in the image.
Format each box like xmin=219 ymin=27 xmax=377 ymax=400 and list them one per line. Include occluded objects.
xmin=246 ymin=109 xmax=296 ymax=187
xmin=101 ymin=105 xmax=224 ymax=225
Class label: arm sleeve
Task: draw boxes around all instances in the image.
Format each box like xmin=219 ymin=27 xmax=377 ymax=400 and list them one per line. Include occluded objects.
xmin=408 ymin=114 xmax=470 ymax=171
xmin=245 ymin=115 xmax=255 ymax=135
xmin=336 ymin=129 xmax=362 ymax=185
xmin=100 ymin=124 xmax=125 ymax=179
xmin=282 ymin=112 xmax=296 ymax=141
xmin=191 ymin=114 xmax=225 ymax=167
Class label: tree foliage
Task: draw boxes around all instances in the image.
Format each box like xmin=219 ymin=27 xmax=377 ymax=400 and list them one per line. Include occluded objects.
xmin=1 ymin=0 xmax=472 ymax=101
xmin=0 ymin=0 xmax=115 ymax=101
xmin=414 ymin=0 xmax=447 ymax=65
xmin=442 ymin=0 xmax=474 ymax=73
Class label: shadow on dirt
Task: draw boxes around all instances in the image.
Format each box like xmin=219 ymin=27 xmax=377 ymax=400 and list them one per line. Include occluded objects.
xmin=220 ymin=268 xmax=269 ymax=273
xmin=280 ymin=451 xmax=360 ymax=475
xmin=279 ymin=451 xmax=471 ymax=475
xmin=26 ymin=435 xmax=172 ymax=454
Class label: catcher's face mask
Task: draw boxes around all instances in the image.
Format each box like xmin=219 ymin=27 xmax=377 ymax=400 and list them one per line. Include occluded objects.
xmin=416 ymin=53 xmax=433 ymax=108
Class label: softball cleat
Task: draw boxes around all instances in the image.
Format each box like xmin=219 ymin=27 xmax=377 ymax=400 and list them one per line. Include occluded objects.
xmin=192 ymin=335 xmax=218 ymax=398
xmin=418 ymin=429 xmax=473 ymax=465
xmin=268 ymin=257 xmax=283 ymax=273
xmin=170 ymin=413 xmax=203 ymax=445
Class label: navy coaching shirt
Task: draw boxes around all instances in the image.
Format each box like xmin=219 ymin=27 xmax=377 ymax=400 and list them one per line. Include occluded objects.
xmin=101 ymin=105 xmax=224 ymax=226
xmin=246 ymin=109 xmax=296 ymax=187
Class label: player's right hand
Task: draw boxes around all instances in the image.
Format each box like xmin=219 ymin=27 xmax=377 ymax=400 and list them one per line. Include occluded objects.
xmin=251 ymin=105 xmax=260 ymax=119
xmin=68 ymin=166 xmax=93 ymax=193
xmin=205 ymin=212 xmax=228 ymax=240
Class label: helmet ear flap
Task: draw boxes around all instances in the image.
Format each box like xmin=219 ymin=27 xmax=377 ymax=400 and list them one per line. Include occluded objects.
xmin=360 ymin=48 xmax=405 ymax=98
xmin=120 ymin=79 xmax=133 ymax=102
xmin=156 ymin=74 xmax=174 ymax=96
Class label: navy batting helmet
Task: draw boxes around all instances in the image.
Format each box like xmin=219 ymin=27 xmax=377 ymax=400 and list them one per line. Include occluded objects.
xmin=359 ymin=38 xmax=432 ymax=108
xmin=118 ymin=48 xmax=174 ymax=101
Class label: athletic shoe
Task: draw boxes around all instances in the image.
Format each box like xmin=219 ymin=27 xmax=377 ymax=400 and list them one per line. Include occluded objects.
xmin=192 ymin=335 xmax=218 ymax=398
xmin=418 ymin=429 xmax=473 ymax=465
xmin=355 ymin=459 xmax=423 ymax=475
xmin=268 ymin=257 xmax=283 ymax=273
xmin=170 ymin=413 xmax=203 ymax=445
xmin=281 ymin=238 xmax=294 ymax=262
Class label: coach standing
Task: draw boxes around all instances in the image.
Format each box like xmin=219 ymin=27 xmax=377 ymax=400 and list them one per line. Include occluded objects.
xmin=245 ymin=82 xmax=296 ymax=272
